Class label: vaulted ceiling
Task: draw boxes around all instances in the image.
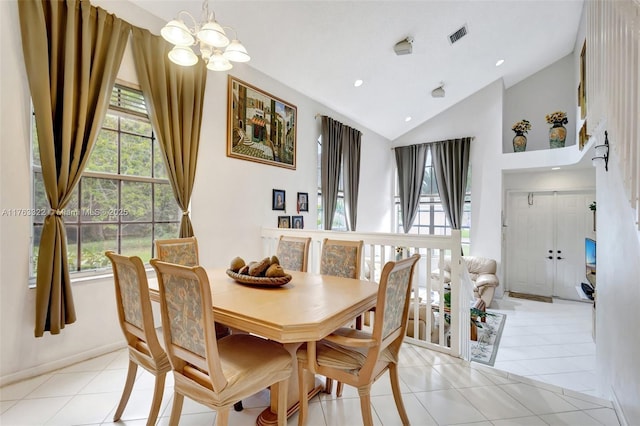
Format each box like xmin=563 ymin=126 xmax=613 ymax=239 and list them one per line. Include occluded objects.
xmin=128 ymin=0 xmax=584 ymax=141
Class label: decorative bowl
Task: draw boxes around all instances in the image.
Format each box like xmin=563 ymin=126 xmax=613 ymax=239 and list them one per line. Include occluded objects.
xmin=225 ymin=269 xmax=292 ymax=287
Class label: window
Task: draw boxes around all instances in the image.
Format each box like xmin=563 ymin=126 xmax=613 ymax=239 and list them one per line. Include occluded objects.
xmin=316 ymin=138 xmax=347 ymax=230
xmin=394 ymin=148 xmax=471 ymax=252
xmin=31 ymin=84 xmax=181 ymax=277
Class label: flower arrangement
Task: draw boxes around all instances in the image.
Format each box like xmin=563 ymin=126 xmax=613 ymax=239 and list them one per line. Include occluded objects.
xmin=545 ymin=111 xmax=568 ymax=125
xmin=512 ymin=119 xmax=532 ymax=134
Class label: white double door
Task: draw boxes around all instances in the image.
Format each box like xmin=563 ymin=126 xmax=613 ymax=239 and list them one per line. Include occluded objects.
xmin=506 ymin=191 xmax=595 ymax=300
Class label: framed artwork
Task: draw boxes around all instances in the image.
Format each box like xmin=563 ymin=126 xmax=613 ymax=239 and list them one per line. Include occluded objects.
xmin=272 ymin=189 xmax=286 ymax=211
xmin=579 ymin=41 xmax=587 ymax=119
xmin=227 ymin=75 xmax=297 ymax=169
xmin=292 ymin=216 xmax=304 ymax=229
xmin=579 ymin=121 xmax=589 ymax=151
xmin=297 ymin=192 xmax=308 ymax=212
xmin=277 ymin=216 xmax=291 ymax=228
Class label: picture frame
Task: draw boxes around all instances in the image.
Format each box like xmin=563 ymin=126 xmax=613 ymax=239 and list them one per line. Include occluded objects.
xmin=297 ymin=192 xmax=309 ymax=212
xmin=579 ymin=41 xmax=587 ymax=119
xmin=579 ymin=121 xmax=589 ymax=151
xmin=277 ymin=216 xmax=291 ymax=228
xmin=227 ymin=75 xmax=297 ymax=169
xmin=272 ymin=189 xmax=286 ymax=211
xmin=292 ymin=216 xmax=304 ymax=229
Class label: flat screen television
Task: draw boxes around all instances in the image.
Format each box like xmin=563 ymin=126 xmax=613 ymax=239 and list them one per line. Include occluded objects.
xmin=585 ymin=237 xmax=596 ymax=288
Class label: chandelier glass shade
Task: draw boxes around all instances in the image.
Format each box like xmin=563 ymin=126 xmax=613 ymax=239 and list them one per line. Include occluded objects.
xmin=160 ymin=1 xmax=249 ymax=70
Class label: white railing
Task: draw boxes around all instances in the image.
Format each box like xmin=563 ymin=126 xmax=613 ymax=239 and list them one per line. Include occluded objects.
xmin=587 ymin=0 xmax=640 ymax=229
xmin=261 ymin=227 xmax=471 ymax=359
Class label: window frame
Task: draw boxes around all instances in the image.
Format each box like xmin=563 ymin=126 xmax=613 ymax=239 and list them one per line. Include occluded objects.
xmin=393 ymin=148 xmax=471 ymax=251
xmin=30 ymin=83 xmax=181 ymax=280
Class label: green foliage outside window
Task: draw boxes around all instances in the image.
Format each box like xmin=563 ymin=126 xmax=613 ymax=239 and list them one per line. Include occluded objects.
xmin=31 ymin=84 xmax=181 ymax=277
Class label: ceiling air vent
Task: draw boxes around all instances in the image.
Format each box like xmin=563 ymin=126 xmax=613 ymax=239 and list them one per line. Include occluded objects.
xmin=448 ymin=24 xmax=468 ymax=45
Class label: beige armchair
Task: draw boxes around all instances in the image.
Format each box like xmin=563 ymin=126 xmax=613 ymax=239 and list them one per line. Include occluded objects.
xmin=433 ymin=256 xmax=499 ymax=309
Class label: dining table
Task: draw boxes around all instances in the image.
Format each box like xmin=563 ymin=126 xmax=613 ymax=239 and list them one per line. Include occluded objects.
xmin=148 ymin=267 xmax=379 ymax=426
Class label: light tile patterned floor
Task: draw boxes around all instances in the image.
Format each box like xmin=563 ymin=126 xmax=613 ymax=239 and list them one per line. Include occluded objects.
xmin=0 ymin=295 xmax=620 ymax=425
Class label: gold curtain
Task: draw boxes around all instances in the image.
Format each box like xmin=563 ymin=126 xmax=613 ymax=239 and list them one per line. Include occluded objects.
xmin=18 ymin=0 xmax=130 ymax=336
xmin=130 ymin=27 xmax=207 ymax=238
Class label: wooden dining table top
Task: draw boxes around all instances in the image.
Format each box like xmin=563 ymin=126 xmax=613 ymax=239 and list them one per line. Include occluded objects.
xmin=148 ymin=268 xmax=379 ymax=344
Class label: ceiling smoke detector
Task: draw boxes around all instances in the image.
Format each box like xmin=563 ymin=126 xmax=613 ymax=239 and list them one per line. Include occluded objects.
xmin=394 ymin=37 xmax=413 ymax=55
xmin=431 ymin=83 xmax=445 ymax=98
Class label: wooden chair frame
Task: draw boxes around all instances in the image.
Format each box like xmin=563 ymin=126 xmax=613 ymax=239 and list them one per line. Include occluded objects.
xmin=105 ymin=251 xmax=171 ymax=426
xmin=297 ymin=254 xmax=421 ymax=426
xmin=150 ymin=260 xmax=291 ymax=426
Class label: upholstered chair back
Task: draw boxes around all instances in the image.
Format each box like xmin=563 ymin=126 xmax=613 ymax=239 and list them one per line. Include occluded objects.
xmin=276 ymin=236 xmax=311 ymax=272
xmin=155 ymin=236 xmax=199 ymax=266
xmin=320 ymin=238 xmax=363 ymax=279
xmin=105 ymin=251 xmax=170 ymax=425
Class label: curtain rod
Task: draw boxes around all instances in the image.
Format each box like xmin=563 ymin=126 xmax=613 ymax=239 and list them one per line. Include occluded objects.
xmin=391 ymin=137 xmax=475 ymax=150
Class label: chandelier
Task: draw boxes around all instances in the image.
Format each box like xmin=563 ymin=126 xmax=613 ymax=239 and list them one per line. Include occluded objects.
xmin=160 ymin=0 xmax=250 ymax=71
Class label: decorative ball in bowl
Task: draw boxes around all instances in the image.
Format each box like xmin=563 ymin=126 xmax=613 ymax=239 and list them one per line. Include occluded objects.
xmin=226 ymin=256 xmax=292 ymax=287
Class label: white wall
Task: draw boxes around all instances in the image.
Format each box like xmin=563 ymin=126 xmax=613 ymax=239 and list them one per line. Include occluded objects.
xmin=0 ymin=0 xmax=392 ymax=383
xmin=191 ymin=69 xmax=392 ymax=268
xmin=393 ymin=79 xmax=505 ymax=290
xmin=503 ymin=54 xmax=577 ymax=153
xmin=594 ymin=127 xmax=640 ymax=419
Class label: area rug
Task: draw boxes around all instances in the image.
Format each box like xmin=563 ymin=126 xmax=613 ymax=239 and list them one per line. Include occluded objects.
xmin=470 ymin=312 xmax=506 ymax=366
xmin=508 ymin=291 xmax=553 ymax=303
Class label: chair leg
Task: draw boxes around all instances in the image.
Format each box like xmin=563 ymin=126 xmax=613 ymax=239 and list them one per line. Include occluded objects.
xmin=298 ymin=362 xmax=308 ymax=426
xmin=113 ymin=359 xmax=138 ymax=421
xmin=168 ymin=392 xmax=184 ymax=426
xmin=389 ymin=364 xmax=409 ymax=425
xmin=336 ymin=381 xmax=344 ymax=397
xmin=145 ymin=371 xmax=166 ymax=426
xmin=276 ymin=378 xmax=288 ymax=426
xmin=324 ymin=377 xmax=333 ymax=394
xmin=357 ymin=386 xmax=374 ymax=426
xmin=215 ymin=407 xmax=230 ymax=426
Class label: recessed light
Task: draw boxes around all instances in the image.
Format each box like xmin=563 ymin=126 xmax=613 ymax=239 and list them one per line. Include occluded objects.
xmin=495 ymin=59 xmax=505 ymax=67
xmin=354 ymin=79 xmax=363 ymax=87
xmin=552 ymin=167 xmax=561 ymax=170
xmin=405 ymin=116 xmax=412 ymax=122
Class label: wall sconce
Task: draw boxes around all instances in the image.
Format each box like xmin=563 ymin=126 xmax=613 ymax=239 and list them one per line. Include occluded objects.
xmin=592 ymin=130 xmax=609 ymax=171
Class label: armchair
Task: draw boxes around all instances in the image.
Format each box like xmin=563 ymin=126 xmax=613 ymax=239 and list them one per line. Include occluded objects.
xmin=432 ymin=256 xmax=499 ymax=310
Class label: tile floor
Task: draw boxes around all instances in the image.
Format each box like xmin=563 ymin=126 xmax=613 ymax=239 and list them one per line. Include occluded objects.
xmin=491 ymin=294 xmax=599 ymax=396
xmin=0 ymin=294 xmax=620 ymax=426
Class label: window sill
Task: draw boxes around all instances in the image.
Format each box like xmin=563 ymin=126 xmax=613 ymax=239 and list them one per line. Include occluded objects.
xmin=28 ymin=267 xmax=155 ymax=289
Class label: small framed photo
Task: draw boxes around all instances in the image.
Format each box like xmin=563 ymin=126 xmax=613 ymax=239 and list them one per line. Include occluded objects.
xmin=272 ymin=189 xmax=285 ymax=211
xmin=277 ymin=216 xmax=291 ymax=228
xmin=297 ymin=192 xmax=308 ymax=212
xmin=292 ymin=216 xmax=304 ymax=229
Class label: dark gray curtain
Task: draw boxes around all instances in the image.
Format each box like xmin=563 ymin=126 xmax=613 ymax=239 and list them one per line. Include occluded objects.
xmin=431 ymin=138 xmax=472 ymax=229
xmin=321 ymin=116 xmax=343 ymax=230
xmin=395 ymin=144 xmax=429 ymax=233
xmin=342 ymin=126 xmax=361 ymax=231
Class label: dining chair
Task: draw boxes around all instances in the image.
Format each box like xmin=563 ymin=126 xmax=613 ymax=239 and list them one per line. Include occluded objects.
xmin=276 ymin=235 xmax=311 ymax=272
xmin=296 ymin=254 xmax=421 ymax=426
xmin=319 ymin=238 xmax=364 ymax=394
xmin=105 ymin=251 xmax=171 ymax=426
xmin=154 ymin=236 xmax=199 ymax=267
xmin=154 ymin=236 xmax=243 ymax=411
xmin=150 ymin=259 xmax=293 ymax=426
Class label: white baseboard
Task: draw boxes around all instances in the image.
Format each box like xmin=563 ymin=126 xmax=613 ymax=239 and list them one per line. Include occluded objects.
xmin=611 ymin=387 xmax=630 ymax=426
xmin=0 ymin=342 xmax=125 ymax=387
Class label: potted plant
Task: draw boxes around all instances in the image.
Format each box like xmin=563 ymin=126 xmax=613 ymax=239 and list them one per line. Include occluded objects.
xmin=545 ymin=111 xmax=568 ymax=148
xmin=511 ymin=119 xmax=531 ymax=152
